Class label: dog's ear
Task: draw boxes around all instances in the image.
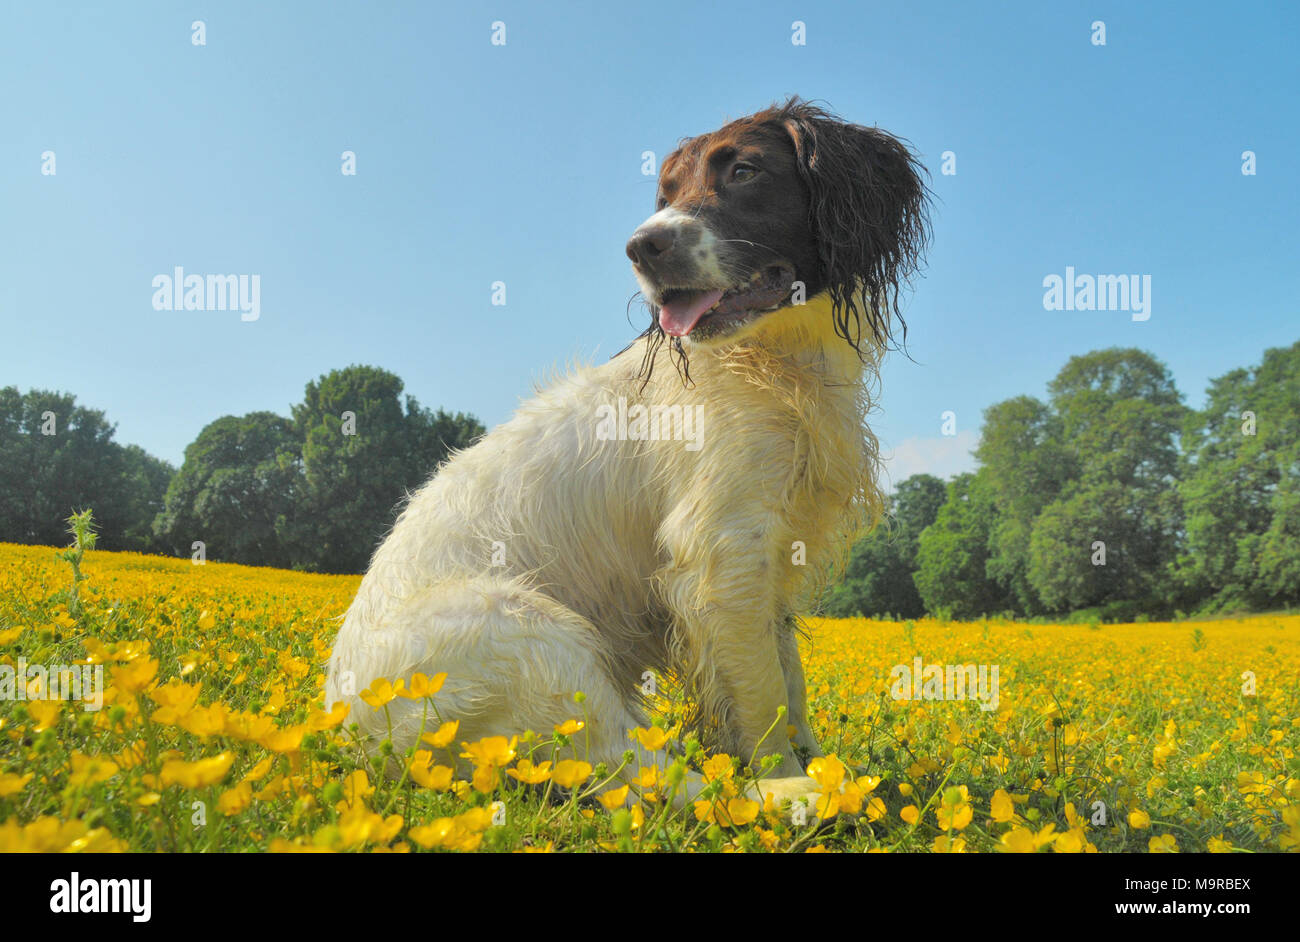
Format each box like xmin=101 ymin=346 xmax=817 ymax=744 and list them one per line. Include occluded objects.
xmin=782 ymin=102 xmax=931 ymax=352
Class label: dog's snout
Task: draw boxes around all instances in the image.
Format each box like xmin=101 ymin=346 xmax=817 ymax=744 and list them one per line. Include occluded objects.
xmin=625 ymin=226 xmax=677 ymax=267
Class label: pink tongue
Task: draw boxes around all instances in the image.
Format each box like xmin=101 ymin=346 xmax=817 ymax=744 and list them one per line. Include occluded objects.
xmin=658 ymin=288 xmax=725 ymax=337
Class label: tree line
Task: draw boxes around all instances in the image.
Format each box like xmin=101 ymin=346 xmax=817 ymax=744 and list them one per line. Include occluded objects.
xmin=0 ymin=366 xmax=484 ymax=574
xmin=2 ymin=342 xmax=1296 ymax=616
xmin=823 ymin=341 xmax=1299 ymax=620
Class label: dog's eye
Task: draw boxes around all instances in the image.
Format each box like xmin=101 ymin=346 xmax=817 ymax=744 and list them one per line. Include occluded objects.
xmin=656 ymin=196 xmax=668 ymax=211
xmin=730 ymin=163 xmax=760 ymax=183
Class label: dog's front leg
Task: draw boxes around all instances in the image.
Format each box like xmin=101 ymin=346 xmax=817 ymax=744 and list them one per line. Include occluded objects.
xmin=659 ymin=540 xmax=805 ymax=778
xmin=777 ymin=616 xmax=823 ymax=763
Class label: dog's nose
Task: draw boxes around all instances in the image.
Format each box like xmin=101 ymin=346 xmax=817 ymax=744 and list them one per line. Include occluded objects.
xmin=625 ymin=226 xmax=676 ymax=267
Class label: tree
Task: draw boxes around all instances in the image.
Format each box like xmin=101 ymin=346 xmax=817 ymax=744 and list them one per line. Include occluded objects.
xmin=153 ymin=412 xmax=300 ymax=566
xmin=113 ymin=445 xmax=175 ymax=553
xmin=822 ymin=473 xmax=947 ymax=618
xmin=1178 ymin=340 xmax=1300 ymax=608
xmin=0 ymin=386 xmax=172 ymax=552
xmin=975 ymin=396 xmax=1073 ymax=614
xmin=1026 ymin=349 xmax=1186 ymax=612
xmin=285 ymin=366 xmax=484 ymax=573
xmin=914 ymin=471 xmax=1009 ymax=618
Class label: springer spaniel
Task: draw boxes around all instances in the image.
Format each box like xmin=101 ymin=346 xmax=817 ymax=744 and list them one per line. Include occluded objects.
xmin=325 ymin=97 xmax=929 ymax=809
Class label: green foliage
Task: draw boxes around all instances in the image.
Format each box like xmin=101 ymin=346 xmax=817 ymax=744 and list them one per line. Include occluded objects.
xmin=153 ymin=411 xmax=301 ymax=567
xmin=56 ymin=508 xmax=98 ymax=615
xmin=1177 ymin=340 xmax=1300 ymax=609
xmin=0 ymin=386 xmax=173 ymax=553
xmin=2 ymin=368 xmax=483 ymax=576
xmin=155 ymin=365 xmax=485 ymax=574
xmin=282 ymin=365 xmax=485 ymax=573
xmin=974 ymin=349 xmax=1187 ymax=615
xmin=913 ymin=472 xmax=1009 ymax=618
xmin=4 ymin=339 xmax=1296 ymax=610
xmin=976 ymin=396 xmax=1072 ymax=614
xmin=821 ymin=473 xmax=946 ymax=617
xmin=871 ymin=344 xmax=1293 ymax=619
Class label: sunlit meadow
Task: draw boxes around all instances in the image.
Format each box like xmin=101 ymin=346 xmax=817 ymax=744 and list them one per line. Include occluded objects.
xmin=1 ymin=541 xmax=1296 ymax=853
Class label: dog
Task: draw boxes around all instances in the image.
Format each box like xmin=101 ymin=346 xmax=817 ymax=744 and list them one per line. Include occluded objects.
xmin=324 ymin=97 xmax=929 ymax=808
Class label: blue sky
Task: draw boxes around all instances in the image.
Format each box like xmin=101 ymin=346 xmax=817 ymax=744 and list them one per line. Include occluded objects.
xmin=2 ymin=1 xmax=1296 ymax=487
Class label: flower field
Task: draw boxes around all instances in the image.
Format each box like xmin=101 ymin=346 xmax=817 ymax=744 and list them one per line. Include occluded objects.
xmin=1 ymin=542 xmax=1296 ymax=853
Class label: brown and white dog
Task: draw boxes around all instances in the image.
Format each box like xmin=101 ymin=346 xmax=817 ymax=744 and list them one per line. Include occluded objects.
xmin=324 ymin=97 xmax=929 ymax=807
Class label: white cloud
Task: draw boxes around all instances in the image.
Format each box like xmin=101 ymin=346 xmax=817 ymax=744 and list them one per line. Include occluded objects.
xmin=879 ymin=429 xmax=979 ymax=491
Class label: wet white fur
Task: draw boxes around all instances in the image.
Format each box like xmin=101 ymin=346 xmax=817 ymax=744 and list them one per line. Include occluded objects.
xmin=324 ymin=290 xmax=884 ymax=806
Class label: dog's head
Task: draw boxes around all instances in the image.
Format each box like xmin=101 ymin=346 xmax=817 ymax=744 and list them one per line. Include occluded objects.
xmin=627 ymin=97 xmax=930 ymax=357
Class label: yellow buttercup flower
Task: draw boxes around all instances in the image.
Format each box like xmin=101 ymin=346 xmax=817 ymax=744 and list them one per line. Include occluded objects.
xmin=630 ymin=726 xmax=669 ymax=751
xmin=359 ymin=678 xmax=397 ymax=708
xmin=990 ymin=788 xmax=1016 ymax=824
xmin=0 ymin=816 xmax=126 ymax=853
xmin=67 ymin=752 xmax=119 ymax=788
xmin=217 ymin=781 xmax=253 ymax=815
xmin=27 ymin=699 xmax=60 ymax=732
xmin=306 ymin=702 xmax=350 ymax=731
xmin=806 ymin=756 xmax=847 ymax=792
xmin=1149 ymin=834 xmax=1179 ymax=853
xmin=507 ymin=759 xmax=553 ymax=785
xmin=554 ymin=719 xmax=585 ymax=736
xmin=471 ymin=764 xmax=499 ymax=793
xmin=409 ymin=808 xmax=491 ymax=852
xmin=336 ymin=804 xmax=403 ymax=849
xmin=408 ymin=819 xmax=456 ymax=850
xmin=460 ymin=736 xmax=518 ymax=768
xmin=397 ymin=672 xmax=446 ymax=699
xmin=937 ymin=785 xmax=973 ymax=831
xmin=420 ymin=720 xmax=459 ymax=749
xmin=179 ymin=701 xmax=228 ymax=738
xmin=1236 ymin=771 xmax=1268 ymax=795
xmin=598 ymin=785 xmax=630 ymax=810
xmin=997 ymin=824 xmax=1057 ymax=853
xmin=1053 ymin=829 xmax=1086 ymax=853
xmin=719 ymin=797 xmax=760 ymax=827
xmin=160 ymin=752 xmax=235 ymax=789
xmin=1128 ymin=809 xmax=1151 ymax=829
xmin=147 ymin=678 xmax=203 ymax=725
xmin=339 ymin=770 xmax=374 ymax=808
xmin=0 ymin=772 xmax=33 ymax=796
xmin=700 ymin=754 xmax=734 ymax=783
xmin=551 ymin=759 xmax=593 ymax=789
xmin=111 ymin=657 xmax=159 ymax=695
xmin=407 ymin=751 xmax=455 ymax=790
xmin=242 ymin=756 xmax=274 ymax=783
xmin=261 ymin=724 xmax=306 ymax=754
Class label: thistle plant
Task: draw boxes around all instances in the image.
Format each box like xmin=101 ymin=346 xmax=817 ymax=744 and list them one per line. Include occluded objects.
xmin=57 ymin=508 xmax=98 ymax=616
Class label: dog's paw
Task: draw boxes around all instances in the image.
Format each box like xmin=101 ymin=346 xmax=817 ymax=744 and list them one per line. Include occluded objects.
xmin=746 ymin=774 xmax=822 ymax=820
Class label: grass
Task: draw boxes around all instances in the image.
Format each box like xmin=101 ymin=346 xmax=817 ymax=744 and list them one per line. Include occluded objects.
xmin=1 ymin=540 xmax=1297 ymax=853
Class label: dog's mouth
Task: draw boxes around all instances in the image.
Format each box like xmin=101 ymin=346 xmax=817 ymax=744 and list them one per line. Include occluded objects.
xmin=656 ymin=265 xmax=797 ymax=338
